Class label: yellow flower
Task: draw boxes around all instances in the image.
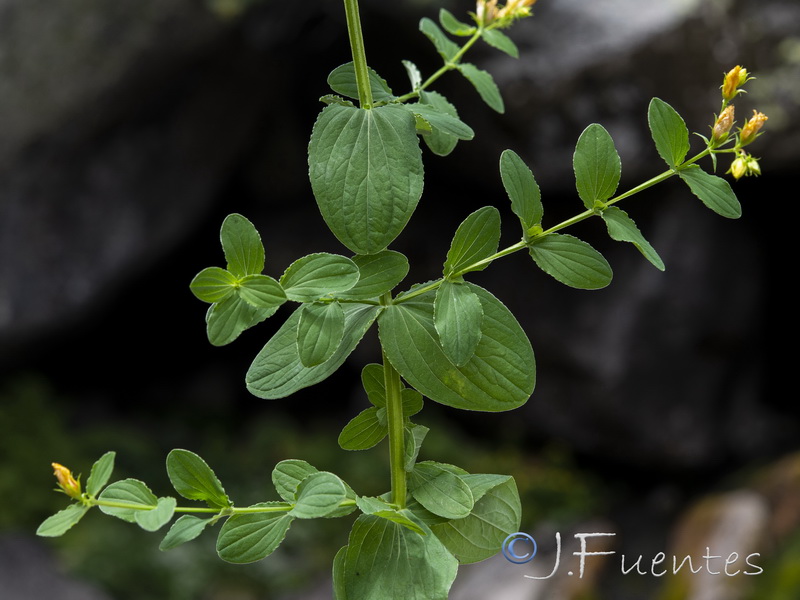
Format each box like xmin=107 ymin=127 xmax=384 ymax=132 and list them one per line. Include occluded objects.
xmin=712 ymin=105 xmax=735 ymax=143
xmin=721 ymin=66 xmax=749 ymax=101
xmin=52 ymin=463 xmax=82 ymax=499
xmin=739 ymin=110 xmax=768 ymax=146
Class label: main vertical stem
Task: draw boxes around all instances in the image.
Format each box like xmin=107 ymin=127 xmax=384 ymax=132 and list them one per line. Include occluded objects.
xmin=382 ymin=349 xmax=407 ymax=508
xmin=342 ymin=0 xmax=373 ymax=109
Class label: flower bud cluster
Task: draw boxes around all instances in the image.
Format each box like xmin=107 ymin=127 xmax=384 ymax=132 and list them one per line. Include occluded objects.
xmin=475 ymin=0 xmax=537 ymax=27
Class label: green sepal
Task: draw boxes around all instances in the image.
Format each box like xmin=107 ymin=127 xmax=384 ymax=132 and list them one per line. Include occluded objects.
xmin=434 ymin=280 xmax=483 ymax=366
xmin=166 ymin=449 xmax=231 ymax=509
xmin=601 ymin=206 xmax=665 ymax=270
xmin=678 ymin=165 xmax=742 ymax=219
xmin=574 ymin=123 xmax=621 ymax=209
xmin=443 ymin=206 xmax=501 ymax=277
xmin=216 ymin=503 xmax=294 ymax=564
xmin=338 ymin=406 xmax=388 ymax=450
xmin=419 ymin=17 xmax=459 ymax=61
xmin=648 ymin=97 xmax=690 ymax=168
xmin=160 ymin=515 xmax=214 ymax=550
xmin=327 ymin=62 xmax=396 ymax=104
xmin=528 ymin=233 xmax=613 ymax=290
xmin=98 ymin=479 xmax=158 ymax=523
xmin=86 ymin=451 xmax=116 ymax=497
xmin=480 ymin=29 xmax=519 ymax=58
xmin=439 ymin=8 xmax=476 ymax=36
xmin=221 ymin=213 xmax=265 ymax=278
xmin=409 ymin=462 xmax=474 ymax=520
xmin=336 ymin=251 xmax=409 ymax=301
xmin=290 ymin=472 xmax=348 ymax=519
xmin=36 ymin=504 xmax=90 ymax=537
xmin=190 ymin=267 xmax=238 ymax=304
xmin=456 ymin=63 xmax=504 ymax=113
xmin=297 ymin=301 xmax=346 ymax=367
xmin=280 ymin=253 xmax=360 ymax=302
xmin=500 ymin=149 xmax=543 ymax=231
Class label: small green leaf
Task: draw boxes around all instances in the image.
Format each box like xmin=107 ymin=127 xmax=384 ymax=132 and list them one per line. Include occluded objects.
xmin=221 ymin=213 xmax=265 ymax=277
xmin=356 ymin=497 xmax=427 ymax=535
xmin=338 ymin=406 xmax=388 ymax=450
xmin=205 ymin=296 xmax=272 ymax=346
xmin=500 ymin=149 xmax=543 ymax=230
xmin=574 ymin=123 xmax=621 ymax=208
xmin=528 ymin=234 xmax=613 ymax=290
xmin=36 ymin=504 xmax=90 ymax=537
xmin=86 ymin=451 xmax=116 ymax=497
xmin=309 ymin=104 xmax=424 ymax=255
xmin=290 ymin=472 xmax=347 ymax=519
xmin=336 ymin=251 xmax=409 ymax=300
xmin=280 ymin=253 xmax=360 ymax=302
xmin=419 ymin=91 xmax=462 ymax=157
xmin=410 ymin=463 xmax=474 ymax=520
xmin=135 ymin=496 xmax=177 ymax=532
xmin=434 ymin=281 xmax=483 ymax=366
xmin=406 ymin=103 xmax=474 ymax=140
xmin=679 ymin=165 xmax=742 ymax=219
xmin=333 ymin=546 xmax=348 ymax=600
xmin=439 ymin=8 xmax=476 ymax=36
xmin=402 ymin=60 xmax=422 ymax=90
xmin=361 ymin=363 xmax=386 ymax=407
xmin=272 ymin=459 xmax=318 ymax=502
xmin=297 ymin=302 xmax=346 ymax=367
xmin=601 ymin=206 xmax=665 ymax=270
xmin=98 ymin=479 xmax=158 ymax=523
xmin=404 ymin=424 xmax=429 ymax=471
xmin=457 ymin=63 xmax=504 ymax=113
xmin=419 ymin=17 xmax=459 ymax=61
xmin=480 ymin=29 xmax=519 ymax=58
xmin=648 ymin=98 xmax=690 ymax=167
xmin=216 ymin=504 xmax=294 ymax=564
xmin=160 ymin=515 xmax=213 ymax=550
xmin=166 ymin=449 xmax=231 ymax=509
xmin=443 ymin=206 xmax=501 ymax=276
xmin=327 ymin=62 xmax=396 ymax=103
xmin=190 ymin=267 xmax=238 ymax=304
xmin=402 ymin=388 xmax=423 ymax=417
xmin=246 ymin=303 xmax=380 ymax=398
xmin=237 ymin=274 xmax=286 ymax=309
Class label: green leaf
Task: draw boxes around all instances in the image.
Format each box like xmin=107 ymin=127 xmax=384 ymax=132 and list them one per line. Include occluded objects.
xmin=216 ymin=504 xmax=294 ymax=564
xmin=500 ymin=149 xmax=543 ymax=230
xmin=327 ymin=62 xmax=396 ymax=104
xmin=36 ymin=504 xmax=90 ymax=537
xmin=457 ymin=63 xmax=504 ymax=113
xmin=431 ymin=476 xmax=521 ymax=564
xmin=356 ymin=497 xmax=427 ymax=535
xmin=601 ymin=206 xmax=665 ymax=270
xmin=190 ymin=267 xmax=238 ymax=304
xmin=679 ymin=165 xmax=742 ymax=219
xmin=404 ymin=424 xmax=429 ymax=471
xmin=379 ymin=284 xmax=534 ymax=412
xmin=160 ymin=515 xmax=213 ymax=550
xmin=86 ymin=451 xmax=116 ymax=497
xmin=272 ymin=459 xmax=318 ymax=502
xmin=205 ymin=296 xmax=272 ymax=346
xmin=528 ymin=233 xmax=613 ymax=289
xmin=402 ymin=388 xmax=423 ymax=417
xmin=480 ymin=29 xmax=519 ymax=58
xmin=98 ymin=479 xmax=158 ymax=523
xmin=419 ymin=17 xmax=459 ymax=61
xmin=439 ymin=8 xmax=476 ymax=36
xmin=290 ymin=472 xmax=348 ymax=519
xmin=341 ymin=515 xmax=458 ymax=600
xmin=434 ymin=281 xmax=483 ymax=366
xmin=135 ymin=496 xmax=177 ymax=532
xmin=336 ymin=251 xmax=409 ymax=300
xmin=574 ymin=123 xmax=621 ymax=209
xmin=280 ymin=253 xmax=360 ymax=302
xmin=221 ymin=213 xmax=265 ymax=277
xmin=648 ymin=97 xmax=689 ymax=167
xmin=246 ymin=303 xmax=380 ymax=399
xmin=361 ymin=363 xmax=386 ymax=407
xmin=333 ymin=546 xmax=348 ymax=600
xmin=443 ymin=206 xmax=501 ymax=277
xmin=410 ymin=463 xmax=474 ymax=520
xmin=297 ymin=302 xmax=346 ymax=367
xmin=309 ymin=103 xmax=424 ymax=255
xmin=419 ymin=91 xmax=462 ymax=157
xmin=166 ymin=449 xmax=231 ymax=509
xmin=406 ymin=103 xmax=474 ymax=141
xmin=338 ymin=406 xmax=388 ymax=450
xmin=237 ymin=274 xmax=286 ymax=309
xmin=402 ymin=60 xmax=422 ymax=91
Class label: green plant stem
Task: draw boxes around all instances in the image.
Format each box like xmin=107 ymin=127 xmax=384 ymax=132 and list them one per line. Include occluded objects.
xmin=343 ymin=0 xmax=373 ymax=109
xmin=382 ymin=348 xmax=407 ymax=508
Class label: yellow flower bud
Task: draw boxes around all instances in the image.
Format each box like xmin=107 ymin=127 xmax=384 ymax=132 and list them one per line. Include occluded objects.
xmin=745 ymin=155 xmax=761 ymax=177
xmin=721 ymin=66 xmax=749 ymax=101
xmin=728 ymin=156 xmax=747 ymax=180
xmin=712 ymin=105 xmax=735 ymax=143
xmin=476 ymin=0 xmax=499 ymax=25
xmin=52 ymin=462 xmax=82 ymax=499
xmin=739 ymin=110 xmax=768 ymax=146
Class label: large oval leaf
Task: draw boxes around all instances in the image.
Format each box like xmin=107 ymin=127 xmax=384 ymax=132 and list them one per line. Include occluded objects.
xmin=216 ymin=504 xmax=294 ymax=564
xmin=246 ymin=303 xmax=380 ymax=399
xmin=379 ymin=284 xmax=534 ymax=412
xmin=309 ymin=104 xmax=423 ymax=255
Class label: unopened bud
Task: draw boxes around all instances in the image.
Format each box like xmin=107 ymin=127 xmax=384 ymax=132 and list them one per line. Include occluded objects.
xmin=722 ymin=66 xmax=749 ymax=101
xmin=739 ymin=110 xmax=768 ymax=146
xmin=712 ymin=105 xmax=735 ymax=143
xmin=476 ymin=0 xmax=499 ymax=25
xmin=497 ymin=0 xmax=538 ymax=20
xmin=52 ymin=463 xmax=82 ymax=499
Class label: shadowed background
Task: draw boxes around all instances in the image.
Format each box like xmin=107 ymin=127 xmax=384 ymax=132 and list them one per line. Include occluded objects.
xmin=1 ymin=1 xmax=797 ymax=598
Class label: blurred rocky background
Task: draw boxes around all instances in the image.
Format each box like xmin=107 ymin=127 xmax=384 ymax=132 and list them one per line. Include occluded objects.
xmin=0 ymin=0 xmax=797 ymax=598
